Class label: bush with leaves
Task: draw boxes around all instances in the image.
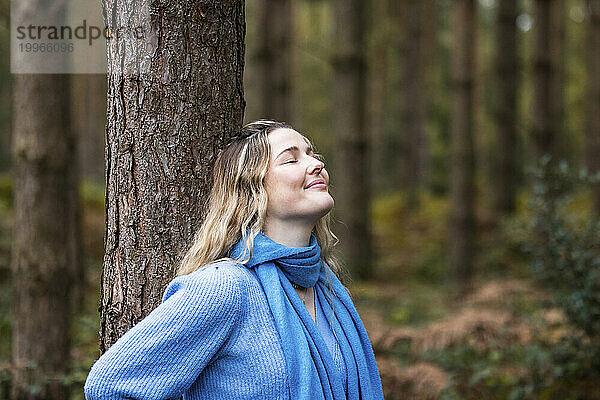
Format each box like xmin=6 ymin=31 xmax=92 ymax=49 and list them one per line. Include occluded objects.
xmin=527 ymin=157 xmax=600 ymax=339
xmin=523 ymin=156 xmax=600 ymax=397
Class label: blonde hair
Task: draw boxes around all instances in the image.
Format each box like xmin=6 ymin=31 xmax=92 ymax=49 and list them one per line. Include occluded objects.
xmin=178 ymin=120 xmax=345 ymax=282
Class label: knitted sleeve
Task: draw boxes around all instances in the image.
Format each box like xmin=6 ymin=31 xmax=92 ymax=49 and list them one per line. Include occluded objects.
xmin=84 ymin=264 xmax=246 ymax=400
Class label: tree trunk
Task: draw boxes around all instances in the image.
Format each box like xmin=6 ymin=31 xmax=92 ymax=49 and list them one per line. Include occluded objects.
xmin=0 ymin=75 xmax=10 ymax=173
xmin=12 ymin=75 xmax=76 ymax=400
xmin=421 ymin=0 xmax=436 ymax=186
xmin=587 ymin=0 xmax=600 ymax=212
xmin=332 ymin=0 xmax=372 ymax=280
xmin=390 ymin=0 xmax=407 ymax=188
xmin=11 ymin=1 xmax=79 ymax=399
xmin=400 ymin=0 xmax=428 ymax=208
xmin=494 ymin=0 xmax=518 ymax=214
xmin=99 ymin=0 xmax=245 ymax=352
xmin=256 ymin=0 xmax=295 ymax=123
xmin=367 ymin=0 xmax=389 ymax=193
xmin=449 ymin=0 xmax=476 ymax=294
xmin=550 ymin=0 xmax=566 ymax=161
xmin=532 ymin=0 xmax=556 ymax=161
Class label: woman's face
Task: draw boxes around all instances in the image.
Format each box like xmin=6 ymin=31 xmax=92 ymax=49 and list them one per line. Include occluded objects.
xmin=263 ymin=128 xmax=334 ymax=225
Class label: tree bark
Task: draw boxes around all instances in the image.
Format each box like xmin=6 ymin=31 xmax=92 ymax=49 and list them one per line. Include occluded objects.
xmin=449 ymin=0 xmax=476 ymax=294
xmin=99 ymin=0 xmax=245 ymax=352
xmin=586 ymin=0 xmax=600 ymax=213
xmin=332 ymin=0 xmax=372 ymax=280
xmin=256 ymin=0 xmax=295 ymax=123
xmin=494 ymin=0 xmax=518 ymax=214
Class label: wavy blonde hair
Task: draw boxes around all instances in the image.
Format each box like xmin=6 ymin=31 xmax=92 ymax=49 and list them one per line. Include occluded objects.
xmin=178 ymin=120 xmax=345 ymax=281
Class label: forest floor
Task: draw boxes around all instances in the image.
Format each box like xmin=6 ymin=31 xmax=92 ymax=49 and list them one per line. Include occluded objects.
xmin=0 ymin=177 xmax=597 ymax=399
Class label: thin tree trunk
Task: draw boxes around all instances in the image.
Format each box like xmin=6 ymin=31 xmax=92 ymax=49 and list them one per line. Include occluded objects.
xmin=0 ymin=80 xmax=10 ymax=172
xmin=390 ymin=0 xmax=407 ymax=188
xmin=421 ymin=0 xmax=436 ymax=187
xmin=494 ymin=0 xmax=518 ymax=214
xmin=257 ymin=0 xmax=295 ymax=123
xmin=332 ymin=0 xmax=372 ymax=280
xmin=587 ymin=0 xmax=600 ymax=212
xmin=99 ymin=0 xmax=246 ymax=351
xmin=0 ymin=0 xmax=11 ymax=173
xmin=532 ymin=0 xmax=555 ymax=161
xmin=550 ymin=0 xmax=566 ymax=161
xmin=401 ymin=0 xmax=427 ymax=208
xmin=367 ymin=0 xmax=389 ymax=193
xmin=449 ymin=0 xmax=476 ymax=294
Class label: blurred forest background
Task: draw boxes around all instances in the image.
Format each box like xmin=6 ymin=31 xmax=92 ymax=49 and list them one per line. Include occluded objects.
xmin=1 ymin=0 xmax=600 ymax=399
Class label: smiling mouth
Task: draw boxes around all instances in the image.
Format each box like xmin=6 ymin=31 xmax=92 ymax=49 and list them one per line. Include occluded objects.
xmin=305 ymin=179 xmax=327 ymax=189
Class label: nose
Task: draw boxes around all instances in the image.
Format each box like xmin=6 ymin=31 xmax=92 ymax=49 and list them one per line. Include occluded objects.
xmin=308 ymin=158 xmax=325 ymax=175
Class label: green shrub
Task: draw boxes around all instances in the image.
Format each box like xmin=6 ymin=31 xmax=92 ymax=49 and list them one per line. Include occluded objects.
xmin=522 ymin=156 xmax=600 ymax=398
xmin=527 ymin=157 xmax=600 ymax=339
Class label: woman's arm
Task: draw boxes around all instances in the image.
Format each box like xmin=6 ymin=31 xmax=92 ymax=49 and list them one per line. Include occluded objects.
xmin=84 ymin=264 xmax=246 ymax=400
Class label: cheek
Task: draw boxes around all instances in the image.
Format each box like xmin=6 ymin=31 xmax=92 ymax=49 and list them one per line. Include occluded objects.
xmin=269 ymin=168 xmax=305 ymax=190
xmin=264 ymin=171 xmax=299 ymax=206
xmin=264 ymin=176 xmax=280 ymax=203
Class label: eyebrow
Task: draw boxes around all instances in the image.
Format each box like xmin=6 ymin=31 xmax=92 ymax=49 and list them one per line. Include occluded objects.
xmin=275 ymin=145 xmax=313 ymax=159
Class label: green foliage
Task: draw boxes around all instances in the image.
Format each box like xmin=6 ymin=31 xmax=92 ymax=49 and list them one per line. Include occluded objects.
xmin=425 ymin=343 xmax=545 ymax=400
xmin=421 ymin=334 xmax=600 ymax=400
xmin=526 ymin=157 xmax=600 ymax=339
xmin=518 ymin=156 xmax=600 ymax=397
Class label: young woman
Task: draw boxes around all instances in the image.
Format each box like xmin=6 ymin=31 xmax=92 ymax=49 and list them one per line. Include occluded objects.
xmin=84 ymin=120 xmax=384 ymax=399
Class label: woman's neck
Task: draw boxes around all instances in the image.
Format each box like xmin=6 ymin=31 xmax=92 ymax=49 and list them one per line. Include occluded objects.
xmin=263 ymin=219 xmax=313 ymax=247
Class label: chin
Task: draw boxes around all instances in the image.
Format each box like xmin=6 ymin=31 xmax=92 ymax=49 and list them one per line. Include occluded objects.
xmin=314 ymin=196 xmax=334 ymax=218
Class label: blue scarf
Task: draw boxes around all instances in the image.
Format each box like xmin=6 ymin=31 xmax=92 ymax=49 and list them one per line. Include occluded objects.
xmin=230 ymin=232 xmax=384 ymax=400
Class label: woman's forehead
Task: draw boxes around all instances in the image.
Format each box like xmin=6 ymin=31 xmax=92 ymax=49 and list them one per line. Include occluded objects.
xmin=268 ymin=128 xmax=311 ymax=152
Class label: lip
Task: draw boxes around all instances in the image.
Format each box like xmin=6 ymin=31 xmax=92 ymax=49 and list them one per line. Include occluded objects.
xmin=305 ymin=179 xmax=327 ymax=189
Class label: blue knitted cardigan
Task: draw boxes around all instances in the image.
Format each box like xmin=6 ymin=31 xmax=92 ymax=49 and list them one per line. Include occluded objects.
xmin=84 ymin=234 xmax=383 ymax=399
